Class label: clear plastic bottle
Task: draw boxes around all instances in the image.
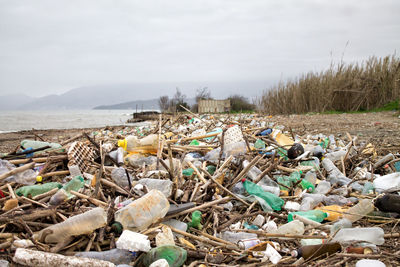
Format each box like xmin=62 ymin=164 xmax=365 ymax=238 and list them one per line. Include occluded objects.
xmin=136 ymin=178 xmax=173 ymax=198
xmin=343 ymin=199 xmax=374 ymax=223
xmin=333 ymin=227 xmax=384 ymax=245
xmin=299 ymin=197 xmax=319 ymax=211
xmin=20 ymin=140 xmax=63 ymax=154
xmin=75 ymin=248 xmax=136 ymax=265
xmin=325 ymin=150 xmax=347 ymax=162
xmin=114 ymin=190 xmax=169 ymax=232
xmin=125 ymin=155 xmax=158 ymax=168
xmin=219 ymin=231 xmax=257 ymax=244
xmin=314 ymin=181 xmax=331 ymax=195
xmin=322 ymin=158 xmax=351 ymax=186
xmin=33 ymin=207 xmax=107 ymax=243
xmin=244 ymin=160 xmax=280 ymax=196
xmin=273 ymin=220 xmax=305 ymax=235
xmin=330 ymin=218 xmax=352 ymax=234
xmin=323 ymin=195 xmax=352 ymax=206
xmin=8 ymin=169 xmax=37 ymax=185
xmin=304 ymin=171 xmax=317 ymax=185
xmin=291 ymin=243 xmax=341 ymax=260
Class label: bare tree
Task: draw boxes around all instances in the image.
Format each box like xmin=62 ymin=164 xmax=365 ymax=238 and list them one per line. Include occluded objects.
xmin=195 ymin=87 xmax=211 ymax=103
xmin=173 ymin=88 xmax=189 ymax=111
xmin=158 ymin=95 xmax=170 ymax=112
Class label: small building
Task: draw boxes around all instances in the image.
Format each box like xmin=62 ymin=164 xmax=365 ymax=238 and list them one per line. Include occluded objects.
xmin=198 ymin=99 xmax=231 ymax=113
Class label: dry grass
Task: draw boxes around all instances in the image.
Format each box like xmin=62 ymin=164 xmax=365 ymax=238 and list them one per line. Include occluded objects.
xmin=258 ymin=54 xmax=400 ymax=114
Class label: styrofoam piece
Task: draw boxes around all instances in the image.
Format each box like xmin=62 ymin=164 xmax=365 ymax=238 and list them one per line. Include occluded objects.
xmin=116 ymin=230 xmax=151 ymax=252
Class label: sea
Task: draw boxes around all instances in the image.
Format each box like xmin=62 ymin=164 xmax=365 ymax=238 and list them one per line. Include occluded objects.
xmin=0 ymin=109 xmax=156 ymax=133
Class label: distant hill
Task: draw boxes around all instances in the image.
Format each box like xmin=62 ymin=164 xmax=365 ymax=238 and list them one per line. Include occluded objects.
xmin=0 ymin=94 xmax=36 ymax=110
xmin=93 ymin=98 xmax=160 ymax=110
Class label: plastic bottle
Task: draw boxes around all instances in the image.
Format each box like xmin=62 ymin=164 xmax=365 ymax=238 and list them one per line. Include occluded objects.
xmin=49 ymin=176 xmax=85 ymax=205
xmin=316 ymin=205 xmax=346 ymax=221
xmin=288 ymin=210 xmax=328 ymax=223
xmin=108 ymin=147 xmax=124 ymax=166
xmin=361 ymin=182 xmax=374 ymax=195
xmin=242 ymin=179 xmax=284 ymax=211
xmin=118 ymin=134 xmax=158 ymax=155
xmin=332 ymin=227 xmax=384 ymax=245
xmin=314 ymin=181 xmax=331 ymax=195
xmin=75 ymin=248 xmax=136 ymax=265
xmin=343 ymin=199 xmax=374 ymax=223
xmin=244 ymin=160 xmax=280 ymax=196
xmin=20 ymin=140 xmax=63 ymax=154
xmin=323 ymin=195 xmax=351 ymax=206
xmin=6 ymin=169 xmax=37 ymax=185
xmin=136 ymin=178 xmax=173 ymax=198
xmin=373 ymin=153 xmax=395 ymax=169
xmin=291 ymin=243 xmax=341 ymax=260
xmin=273 ymin=220 xmax=305 ymax=235
xmin=114 ymin=190 xmax=170 ymax=232
xmin=299 ymin=197 xmax=318 ymax=211
xmin=302 ymin=193 xmax=326 ymax=204
xmin=15 ymin=182 xmax=62 ymax=197
xmin=125 ymin=155 xmax=158 ymax=168
xmin=187 ymin=211 xmax=202 ymax=230
xmin=373 ymin=172 xmax=400 ymax=193
xmin=254 ymin=139 xmax=266 ymax=150
xmin=304 ymin=171 xmax=317 ymax=185
xmin=325 ymin=150 xmax=347 ymax=162
xmin=330 ymin=218 xmax=352 ymax=234
xmin=321 ymin=158 xmax=351 ymax=186
xmin=163 ymin=219 xmax=188 ymax=236
xmin=374 ymin=194 xmax=400 ymax=213
xmin=33 ymin=207 xmax=107 ymax=243
xmin=219 ymin=231 xmax=258 ymax=244
xmin=141 ymin=245 xmax=187 ymax=267
xmin=111 ymin=167 xmax=132 ymax=188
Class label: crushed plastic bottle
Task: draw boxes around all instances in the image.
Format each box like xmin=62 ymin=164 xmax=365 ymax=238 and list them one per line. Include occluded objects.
xmin=16 ymin=182 xmax=62 ymax=197
xmin=49 ymin=176 xmax=85 ymax=205
xmin=33 ymin=207 xmax=107 ymax=243
xmin=114 ymin=190 xmax=170 ymax=232
xmin=273 ymin=220 xmax=305 ymax=235
xmin=242 ymin=179 xmax=284 ymax=211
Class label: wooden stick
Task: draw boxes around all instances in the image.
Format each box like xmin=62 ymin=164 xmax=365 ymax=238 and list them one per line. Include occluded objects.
xmin=32 ymin=188 xmax=59 ymax=201
xmin=100 ymin=179 xmax=130 ymax=196
xmin=60 ymin=133 xmax=84 ymax=146
xmin=167 ymin=132 xmax=220 ymax=144
xmin=8 ymin=155 xmax=68 ymax=165
xmin=164 ymin=196 xmax=231 ymax=219
xmin=70 ymin=191 xmax=107 ymax=207
xmin=0 ymin=162 xmax=35 ymax=181
xmin=186 ymin=161 xmax=207 ymax=184
xmin=232 ymin=229 xmax=326 ymax=239
xmin=41 ymin=170 xmax=70 ymax=178
xmin=229 ymin=155 xmax=263 ymax=188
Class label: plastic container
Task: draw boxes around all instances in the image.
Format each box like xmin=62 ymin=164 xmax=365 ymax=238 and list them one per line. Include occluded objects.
xmin=299 ymin=197 xmax=318 ymax=211
xmin=343 ymin=199 xmax=374 ymax=223
xmin=332 ymin=227 xmax=384 ymax=245
xmin=33 ymin=207 xmax=107 ymax=243
xmin=273 ymin=220 xmax=305 ymax=235
xmin=49 ymin=176 xmax=85 ymax=205
xmin=16 ymin=182 xmax=62 ymax=197
xmin=6 ymin=169 xmax=37 ymax=185
xmin=288 ymin=210 xmax=328 ymax=223
xmin=355 ymin=259 xmax=386 ymax=267
xmin=373 ymin=172 xmax=400 ymax=193
xmin=136 ymin=178 xmax=173 ymax=198
xmin=244 ymin=160 xmax=280 ymax=196
xmin=141 ymin=245 xmax=187 ymax=267
xmin=75 ymin=248 xmax=136 ymax=265
xmin=114 ymin=190 xmax=170 ymax=232
xmin=108 ymin=147 xmax=125 ymax=166
xmin=242 ymin=179 xmax=284 ymax=211
xmin=291 ymin=243 xmax=341 ymax=260
xmin=116 ymin=230 xmax=151 ymax=252
xmin=323 ymin=195 xmax=351 ymax=206
xmin=125 ymin=155 xmax=158 ymax=168
xmin=316 ymin=205 xmax=346 ymax=221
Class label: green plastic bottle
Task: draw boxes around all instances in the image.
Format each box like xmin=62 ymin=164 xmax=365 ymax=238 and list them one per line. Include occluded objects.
xmin=276 ymin=175 xmax=292 ymax=191
xmin=289 ymin=171 xmax=315 ymax=192
xmin=207 ymin=165 xmax=216 ymax=175
xmin=288 ymin=210 xmax=328 ymax=223
xmin=187 ymin=210 xmax=202 ymax=230
xmin=61 ymin=176 xmax=85 ymax=198
xmin=242 ymin=179 xmax=284 ymax=211
xmin=189 ymin=139 xmax=199 ymax=146
xmin=182 ymin=168 xmax=194 ymax=177
xmin=142 ymin=245 xmax=187 ymax=267
xmin=15 ymin=182 xmax=62 ymax=197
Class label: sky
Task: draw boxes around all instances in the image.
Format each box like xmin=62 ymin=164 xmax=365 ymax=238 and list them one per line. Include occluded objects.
xmin=0 ymin=0 xmax=399 ymax=99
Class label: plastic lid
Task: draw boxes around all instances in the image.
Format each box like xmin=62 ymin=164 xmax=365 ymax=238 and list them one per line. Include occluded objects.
xmin=118 ymin=139 xmax=127 ymax=150
xmin=36 ymin=176 xmax=42 ymax=182
xmin=241 ymin=178 xmax=246 ymax=183
xmin=111 ymin=222 xmax=123 ymax=234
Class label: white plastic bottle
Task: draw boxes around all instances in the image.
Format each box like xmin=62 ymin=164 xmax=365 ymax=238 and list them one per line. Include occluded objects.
xmin=333 ymin=227 xmax=384 ymax=245
xmin=114 ymin=190 xmax=170 ymax=232
xmin=272 ymin=220 xmax=305 ymax=235
xmin=33 ymin=207 xmax=107 ymax=243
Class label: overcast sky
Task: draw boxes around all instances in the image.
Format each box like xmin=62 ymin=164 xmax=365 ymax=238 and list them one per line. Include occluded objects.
xmin=0 ymin=0 xmax=399 ymax=99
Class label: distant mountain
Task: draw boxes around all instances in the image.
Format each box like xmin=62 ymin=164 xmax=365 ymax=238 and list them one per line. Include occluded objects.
xmin=0 ymin=94 xmax=36 ymax=110
xmin=93 ymin=98 xmax=160 ymax=110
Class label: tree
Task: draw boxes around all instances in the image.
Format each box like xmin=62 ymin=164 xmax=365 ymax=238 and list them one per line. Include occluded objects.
xmin=192 ymin=87 xmax=212 ymax=112
xmin=158 ymin=95 xmax=170 ymax=112
xmin=228 ymin=94 xmax=255 ymax=112
xmin=173 ymin=88 xmax=189 ymax=112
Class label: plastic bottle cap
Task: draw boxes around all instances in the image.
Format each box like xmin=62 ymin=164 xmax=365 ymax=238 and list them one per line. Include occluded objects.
xmin=36 ymin=176 xmax=42 ymax=182
xmin=118 ymin=139 xmax=127 ymax=150
xmin=241 ymin=178 xmax=246 ymax=183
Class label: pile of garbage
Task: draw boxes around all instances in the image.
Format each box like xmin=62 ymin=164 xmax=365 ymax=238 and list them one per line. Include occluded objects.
xmin=0 ymin=113 xmax=399 ymax=266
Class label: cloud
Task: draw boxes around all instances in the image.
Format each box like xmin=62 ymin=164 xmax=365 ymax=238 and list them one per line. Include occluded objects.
xmin=0 ymin=0 xmax=399 ymax=98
